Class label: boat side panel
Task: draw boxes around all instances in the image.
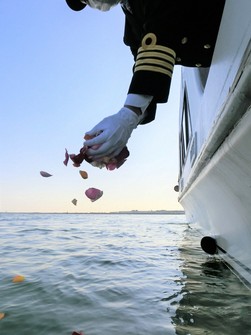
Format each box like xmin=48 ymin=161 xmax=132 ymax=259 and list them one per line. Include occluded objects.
xmin=180 ymin=107 xmax=251 ymax=284
xmin=179 ymin=0 xmax=251 ymax=190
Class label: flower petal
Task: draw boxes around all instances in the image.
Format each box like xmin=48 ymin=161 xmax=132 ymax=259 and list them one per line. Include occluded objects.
xmin=85 ymin=188 xmax=103 ymax=202
xmin=12 ymin=275 xmax=25 ymax=283
xmin=63 ymin=148 xmax=70 ymax=166
xmin=40 ymin=171 xmax=52 ymax=177
xmin=70 ymin=146 xmax=88 ymax=167
xmin=72 ymin=199 xmax=77 ymax=206
xmin=79 ymin=170 xmax=88 ymax=179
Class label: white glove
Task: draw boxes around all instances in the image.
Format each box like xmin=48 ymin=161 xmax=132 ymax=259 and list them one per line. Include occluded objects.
xmin=84 ymin=107 xmax=139 ymax=159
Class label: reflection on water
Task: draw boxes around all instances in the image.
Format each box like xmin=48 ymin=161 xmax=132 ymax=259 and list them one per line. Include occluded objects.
xmin=172 ymin=226 xmax=251 ymax=335
xmin=0 ymin=214 xmax=251 ymax=335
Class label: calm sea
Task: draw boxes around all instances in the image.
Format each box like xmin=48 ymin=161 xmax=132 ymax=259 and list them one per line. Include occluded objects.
xmin=0 ymin=213 xmax=251 ymax=335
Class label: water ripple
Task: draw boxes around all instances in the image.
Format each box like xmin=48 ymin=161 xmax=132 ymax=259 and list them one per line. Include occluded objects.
xmin=0 ymin=213 xmax=251 ymax=335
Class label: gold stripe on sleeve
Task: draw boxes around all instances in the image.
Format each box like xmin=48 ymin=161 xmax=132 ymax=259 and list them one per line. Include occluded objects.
xmin=134 ymin=65 xmax=173 ymax=77
xmin=134 ymin=33 xmax=176 ymax=78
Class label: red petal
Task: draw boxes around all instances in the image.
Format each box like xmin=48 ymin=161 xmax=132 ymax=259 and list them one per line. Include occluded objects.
xmin=69 ymin=146 xmax=89 ymax=167
xmin=63 ymin=148 xmax=70 ymax=166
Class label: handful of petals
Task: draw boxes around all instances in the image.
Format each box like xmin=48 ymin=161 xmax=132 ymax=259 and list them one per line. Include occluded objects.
xmin=66 ymin=133 xmax=129 ymax=170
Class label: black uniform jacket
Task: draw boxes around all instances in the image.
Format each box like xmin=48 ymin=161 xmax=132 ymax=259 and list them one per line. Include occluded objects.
xmin=65 ymin=0 xmax=225 ymax=124
xmin=122 ymin=0 xmax=225 ymax=123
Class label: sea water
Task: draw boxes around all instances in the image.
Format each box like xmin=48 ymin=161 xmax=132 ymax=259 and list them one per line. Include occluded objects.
xmin=0 ymin=213 xmax=251 ymax=335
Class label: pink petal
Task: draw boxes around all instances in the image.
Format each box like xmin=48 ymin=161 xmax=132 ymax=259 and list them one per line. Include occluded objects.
xmin=63 ymin=148 xmax=69 ymax=166
xmin=106 ymin=162 xmax=117 ymax=170
xmin=85 ymin=188 xmax=103 ymax=202
xmin=40 ymin=171 xmax=52 ymax=177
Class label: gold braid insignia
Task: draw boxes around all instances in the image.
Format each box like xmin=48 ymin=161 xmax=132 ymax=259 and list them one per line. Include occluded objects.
xmin=134 ymin=33 xmax=176 ymax=78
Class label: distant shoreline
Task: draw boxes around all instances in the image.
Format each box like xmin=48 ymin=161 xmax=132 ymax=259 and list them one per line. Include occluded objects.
xmin=104 ymin=210 xmax=185 ymax=215
xmin=1 ymin=210 xmax=185 ymax=215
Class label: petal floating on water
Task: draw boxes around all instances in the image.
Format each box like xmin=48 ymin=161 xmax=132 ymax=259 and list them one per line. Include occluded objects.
xmin=72 ymin=332 xmax=84 ymax=335
xmin=72 ymin=199 xmax=77 ymax=206
xmin=79 ymin=170 xmax=88 ymax=179
xmin=40 ymin=171 xmax=52 ymax=177
xmin=63 ymin=148 xmax=69 ymax=166
xmin=85 ymin=188 xmax=103 ymax=202
xmin=12 ymin=275 xmax=25 ymax=283
xmin=0 ymin=313 xmax=5 ymax=320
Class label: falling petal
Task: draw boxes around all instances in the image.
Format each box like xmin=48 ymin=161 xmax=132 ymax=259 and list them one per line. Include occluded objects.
xmin=63 ymin=148 xmax=69 ymax=166
xmin=0 ymin=313 xmax=5 ymax=320
xmin=79 ymin=170 xmax=88 ymax=179
xmin=85 ymin=188 xmax=103 ymax=202
xmin=40 ymin=171 xmax=52 ymax=177
xmin=72 ymin=198 xmax=77 ymax=206
xmin=12 ymin=275 xmax=25 ymax=283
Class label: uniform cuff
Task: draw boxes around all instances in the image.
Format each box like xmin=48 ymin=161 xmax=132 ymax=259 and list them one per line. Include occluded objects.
xmin=124 ymin=94 xmax=153 ymax=113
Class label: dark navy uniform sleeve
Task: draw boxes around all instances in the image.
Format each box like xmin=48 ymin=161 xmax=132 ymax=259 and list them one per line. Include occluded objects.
xmin=122 ymin=0 xmax=225 ymax=122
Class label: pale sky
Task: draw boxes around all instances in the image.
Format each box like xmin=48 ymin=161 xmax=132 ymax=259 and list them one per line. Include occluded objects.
xmin=0 ymin=0 xmax=183 ymax=213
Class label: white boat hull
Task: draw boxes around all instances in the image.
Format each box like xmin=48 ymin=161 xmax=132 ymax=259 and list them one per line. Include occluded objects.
xmin=180 ymin=107 xmax=251 ymax=285
xmin=178 ymin=0 xmax=251 ymax=285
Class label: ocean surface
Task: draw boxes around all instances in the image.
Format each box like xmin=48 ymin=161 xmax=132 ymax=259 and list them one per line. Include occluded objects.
xmin=0 ymin=213 xmax=251 ymax=335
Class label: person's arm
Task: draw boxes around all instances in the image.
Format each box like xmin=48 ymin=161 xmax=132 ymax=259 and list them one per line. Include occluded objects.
xmin=84 ymin=1 xmax=176 ymax=160
xmin=122 ymin=1 xmax=177 ymax=107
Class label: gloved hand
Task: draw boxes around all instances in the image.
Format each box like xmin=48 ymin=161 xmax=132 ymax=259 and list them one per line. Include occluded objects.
xmin=84 ymin=107 xmax=139 ymax=159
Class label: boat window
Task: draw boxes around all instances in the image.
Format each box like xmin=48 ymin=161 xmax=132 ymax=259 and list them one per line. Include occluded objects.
xmin=179 ymin=87 xmax=192 ymax=174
